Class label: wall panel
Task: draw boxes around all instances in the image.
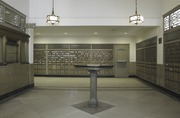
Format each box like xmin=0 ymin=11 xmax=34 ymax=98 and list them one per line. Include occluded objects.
xmin=34 ymin=44 xmax=114 ymax=76
xmin=136 ymin=37 xmax=157 ymax=84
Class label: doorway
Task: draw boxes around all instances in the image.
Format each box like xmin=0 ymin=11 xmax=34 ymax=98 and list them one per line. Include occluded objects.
xmin=114 ymin=44 xmax=130 ymax=77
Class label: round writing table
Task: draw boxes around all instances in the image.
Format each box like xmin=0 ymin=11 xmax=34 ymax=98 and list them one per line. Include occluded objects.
xmin=74 ymin=64 xmax=114 ymax=108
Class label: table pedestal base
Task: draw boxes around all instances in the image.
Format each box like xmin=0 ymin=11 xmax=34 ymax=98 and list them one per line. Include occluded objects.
xmin=88 ymin=70 xmax=98 ymax=108
xmin=73 ymin=64 xmax=114 ymax=108
xmin=72 ymin=101 xmax=114 ymax=115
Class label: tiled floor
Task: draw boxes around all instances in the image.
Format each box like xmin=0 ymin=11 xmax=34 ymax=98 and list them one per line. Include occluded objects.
xmin=0 ymin=77 xmax=180 ymax=118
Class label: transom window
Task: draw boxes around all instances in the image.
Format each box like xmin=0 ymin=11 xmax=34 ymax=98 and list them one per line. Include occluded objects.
xmin=164 ymin=5 xmax=180 ymax=31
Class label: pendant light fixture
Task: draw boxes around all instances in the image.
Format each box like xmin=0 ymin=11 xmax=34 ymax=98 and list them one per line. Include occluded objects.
xmin=46 ymin=0 xmax=60 ymax=25
xmin=129 ymin=0 xmax=144 ymax=25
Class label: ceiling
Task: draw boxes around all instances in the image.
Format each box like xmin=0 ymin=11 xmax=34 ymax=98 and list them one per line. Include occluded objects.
xmin=34 ymin=26 xmax=157 ymax=37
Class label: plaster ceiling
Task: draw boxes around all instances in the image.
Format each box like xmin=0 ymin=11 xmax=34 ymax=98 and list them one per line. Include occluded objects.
xmin=34 ymin=26 xmax=157 ymax=37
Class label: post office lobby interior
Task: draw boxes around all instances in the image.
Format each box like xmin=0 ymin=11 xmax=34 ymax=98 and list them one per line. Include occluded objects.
xmin=0 ymin=0 xmax=180 ymax=118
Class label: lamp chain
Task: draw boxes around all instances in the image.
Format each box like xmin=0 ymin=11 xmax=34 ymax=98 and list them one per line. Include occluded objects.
xmin=135 ymin=0 xmax=137 ymax=14
xmin=52 ymin=0 xmax=54 ymax=14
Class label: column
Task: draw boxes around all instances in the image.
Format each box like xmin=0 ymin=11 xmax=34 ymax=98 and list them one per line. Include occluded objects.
xmin=26 ymin=23 xmax=36 ymax=86
xmin=26 ymin=23 xmax=36 ymax=64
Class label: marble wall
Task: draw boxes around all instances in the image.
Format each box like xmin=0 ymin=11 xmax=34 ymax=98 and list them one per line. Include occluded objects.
xmin=0 ymin=64 xmax=34 ymax=96
xmin=157 ymin=64 xmax=164 ymax=87
xmin=129 ymin=62 xmax=136 ymax=76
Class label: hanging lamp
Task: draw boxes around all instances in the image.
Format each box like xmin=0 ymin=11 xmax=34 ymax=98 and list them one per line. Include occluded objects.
xmin=129 ymin=0 xmax=144 ymax=25
xmin=46 ymin=0 xmax=60 ymax=25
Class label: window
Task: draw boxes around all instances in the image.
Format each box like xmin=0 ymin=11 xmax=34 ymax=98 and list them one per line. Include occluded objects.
xmin=170 ymin=9 xmax=180 ymax=28
xmin=164 ymin=16 xmax=170 ymax=31
xmin=163 ymin=5 xmax=180 ymax=31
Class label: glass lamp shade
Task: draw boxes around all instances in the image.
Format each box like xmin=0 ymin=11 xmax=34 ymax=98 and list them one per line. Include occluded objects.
xmin=46 ymin=13 xmax=60 ymax=25
xmin=129 ymin=14 xmax=144 ymax=25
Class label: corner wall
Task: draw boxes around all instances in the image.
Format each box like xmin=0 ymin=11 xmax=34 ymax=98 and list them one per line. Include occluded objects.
xmin=135 ymin=0 xmax=180 ymax=91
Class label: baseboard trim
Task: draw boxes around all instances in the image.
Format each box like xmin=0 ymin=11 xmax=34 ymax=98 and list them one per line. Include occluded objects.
xmin=34 ymin=75 xmax=115 ymax=78
xmin=137 ymin=77 xmax=180 ymax=99
xmin=129 ymin=75 xmax=138 ymax=78
xmin=0 ymin=84 xmax=34 ymax=101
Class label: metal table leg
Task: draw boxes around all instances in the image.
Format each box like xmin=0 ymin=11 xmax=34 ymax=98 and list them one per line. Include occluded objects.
xmin=88 ymin=70 xmax=98 ymax=108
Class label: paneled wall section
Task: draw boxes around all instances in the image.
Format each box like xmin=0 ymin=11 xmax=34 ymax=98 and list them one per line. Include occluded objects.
xmin=163 ymin=5 xmax=180 ymax=94
xmin=164 ymin=29 xmax=180 ymax=94
xmin=136 ymin=37 xmax=157 ymax=84
xmin=34 ymin=44 xmax=114 ymax=76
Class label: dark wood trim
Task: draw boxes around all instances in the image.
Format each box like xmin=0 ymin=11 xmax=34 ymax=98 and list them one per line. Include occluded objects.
xmin=0 ymin=25 xmax=29 ymax=42
xmin=128 ymin=75 xmax=137 ymax=78
xmin=163 ymin=4 xmax=180 ymax=17
xmin=164 ymin=26 xmax=180 ymax=34
xmin=34 ymin=75 xmax=115 ymax=78
xmin=164 ymin=29 xmax=180 ymax=42
xmin=137 ymin=77 xmax=180 ymax=99
xmin=163 ymin=5 xmax=180 ymax=33
xmin=0 ymin=63 xmax=7 ymax=66
xmin=0 ymin=84 xmax=34 ymax=101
